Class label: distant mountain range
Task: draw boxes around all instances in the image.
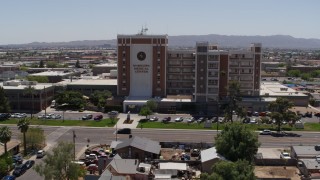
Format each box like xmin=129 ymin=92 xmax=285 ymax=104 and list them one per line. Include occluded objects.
xmin=2 ymin=34 xmax=320 ymax=49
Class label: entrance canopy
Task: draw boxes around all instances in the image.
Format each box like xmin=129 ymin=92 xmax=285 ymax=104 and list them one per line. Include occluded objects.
xmin=123 ymin=96 xmax=150 ymax=113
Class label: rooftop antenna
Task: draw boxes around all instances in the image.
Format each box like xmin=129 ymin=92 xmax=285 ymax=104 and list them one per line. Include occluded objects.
xmin=139 ymin=26 xmax=148 ymax=35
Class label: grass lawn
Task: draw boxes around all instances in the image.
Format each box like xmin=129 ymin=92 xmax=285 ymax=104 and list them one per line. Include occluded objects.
xmin=138 ymin=121 xmax=320 ymax=132
xmin=0 ymin=118 xmax=117 ymax=127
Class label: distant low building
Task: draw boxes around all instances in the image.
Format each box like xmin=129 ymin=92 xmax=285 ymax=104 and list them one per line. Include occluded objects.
xmin=92 ymin=63 xmax=117 ymax=76
xmin=29 ymin=71 xmax=80 ymax=83
xmin=200 ymin=147 xmax=225 ymax=174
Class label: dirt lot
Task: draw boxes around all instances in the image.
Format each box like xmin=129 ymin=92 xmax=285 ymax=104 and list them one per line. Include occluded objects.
xmin=255 ymin=166 xmax=301 ymax=180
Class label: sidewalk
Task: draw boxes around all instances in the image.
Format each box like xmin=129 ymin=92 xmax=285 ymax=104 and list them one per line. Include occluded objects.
xmin=114 ymin=113 xmax=141 ymax=129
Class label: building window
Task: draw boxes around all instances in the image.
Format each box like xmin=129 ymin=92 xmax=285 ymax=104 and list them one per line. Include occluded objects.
xmin=157 ymin=59 xmax=160 ymax=62
xmin=122 ymin=83 xmax=126 ymax=86
xmin=158 ymin=54 xmax=160 ymax=58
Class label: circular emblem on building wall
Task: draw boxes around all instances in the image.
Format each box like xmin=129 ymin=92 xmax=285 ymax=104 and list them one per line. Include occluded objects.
xmin=137 ymin=51 xmax=146 ymax=61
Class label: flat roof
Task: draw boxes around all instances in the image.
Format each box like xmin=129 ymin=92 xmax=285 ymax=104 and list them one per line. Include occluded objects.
xmin=159 ymin=162 xmax=187 ymax=171
xmin=68 ymin=79 xmax=117 ymax=86
xmin=0 ymin=82 xmax=53 ymax=90
xmin=95 ymin=63 xmax=117 ymax=67
xmin=117 ymin=34 xmax=168 ymax=38
xmin=260 ymin=82 xmax=307 ymax=97
xmin=31 ymin=71 xmax=73 ymax=76
xmin=300 ymin=159 xmax=320 ymax=170
xmin=292 ymin=146 xmax=320 ymax=157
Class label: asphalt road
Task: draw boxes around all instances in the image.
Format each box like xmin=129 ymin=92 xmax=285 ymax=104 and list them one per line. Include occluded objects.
xmin=5 ymin=125 xmax=320 ymax=180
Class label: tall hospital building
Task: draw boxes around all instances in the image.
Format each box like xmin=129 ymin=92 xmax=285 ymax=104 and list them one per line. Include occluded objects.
xmin=117 ymin=33 xmax=261 ymax=111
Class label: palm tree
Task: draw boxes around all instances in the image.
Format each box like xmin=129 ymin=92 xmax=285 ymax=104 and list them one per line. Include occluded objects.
xmin=24 ymin=85 xmax=36 ymax=118
xmin=0 ymin=126 xmax=12 ymax=154
xmin=17 ymin=118 xmax=30 ymax=155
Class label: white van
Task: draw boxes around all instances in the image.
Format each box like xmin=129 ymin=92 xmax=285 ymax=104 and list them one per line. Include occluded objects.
xmin=50 ymin=100 xmax=56 ymax=108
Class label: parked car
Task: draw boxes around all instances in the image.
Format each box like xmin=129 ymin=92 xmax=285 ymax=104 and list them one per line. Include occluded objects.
xmin=250 ymin=118 xmax=257 ymax=124
xmin=186 ymin=117 xmax=195 ymax=123
xmin=280 ymin=152 xmax=291 ymax=159
xmin=162 ymin=117 xmax=171 ymax=122
xmin=12 ymin=155 xmax=23 ymax=165
xmin=37 ymin=114 xmax=45 ymax=119
xmin=12 ymin=164 xmax=27 ymax=177
xmin=260 ymin=129 xmax=271 ymax=135
xmin=174 ymin=117 xmax=183 ymax=122
xmin=36 ymin=150 xmax=45 ymax=158
xmin=253 ymin=111 xmax=259 ymax=116
xmin=149 ymin=117 xmax=159 ymax=122
xmin=0 ymin=113 xmax=11 ymax=120
xmin=117 ymin=128 xmax=131 ymax=134
xmin=108 ymin=111 xmax=119 ymax=116
xmin=190 ymin=149 xmax=200 ymax=157
xmin=197 ymin=117 xmax=205 ymax=123
xmin=24 ymin=160 xmax=35 ymax=169
xmin=94 ymin=114 xmax=103 ymax=121
xmin=51 ymin=114 xmax=62 ymax=119
xmin=2 ymin=175 xmax=16 ymax=180
xmin=87 ymin=164 xmax=98 ymax=172
xmin=82 ymin=114 xmax=93 ymax=120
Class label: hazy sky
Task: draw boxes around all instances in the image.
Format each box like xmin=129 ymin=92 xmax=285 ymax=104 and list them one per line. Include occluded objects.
xmin=0 ymin=0 xmax=319 ymax=44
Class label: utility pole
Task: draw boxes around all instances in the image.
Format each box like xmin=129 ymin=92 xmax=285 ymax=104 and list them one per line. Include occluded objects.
xmin=73 ymin=130 xmax=76 ymax=160
xmin=44 ymin=86 xmax=46 ymax=117
xmin=116 ymin=121 xmax=118 ymax=141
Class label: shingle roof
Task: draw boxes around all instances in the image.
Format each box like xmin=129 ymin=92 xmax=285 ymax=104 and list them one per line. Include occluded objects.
xmin=114 ymin=136 xmax=161 ymax=155
xmin=108 ymin=159 xmax=139 ymax=174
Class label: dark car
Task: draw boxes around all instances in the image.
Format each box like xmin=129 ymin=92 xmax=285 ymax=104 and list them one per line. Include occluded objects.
xmin=162 ymin=117 xmax=171 ymax=122
xmin=82 ymin=114 xmax=93 ymax=120
xmin=12 ymin=164 xmax=27 ymax=177
xmin=117 ymin=128 xmax=131 ymax=134
xmin=93 ymin=114 xmax=103 ymax=121
xmin=2 ymin=176 xmax=16 ymax=180
xmin=12 ymin=155 xmax=23 ymax=165
xmin=24 ymin=160 xmax=35 ymax=169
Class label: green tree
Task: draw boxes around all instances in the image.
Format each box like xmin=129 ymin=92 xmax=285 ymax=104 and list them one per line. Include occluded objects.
xmin=139 ymin=106 xmax=152 ymax=119
xmin=268 ymin=97 xmax=295 ymax=132
xmin=17 ymin=118 xmax=30 ymax=156
xmin=146 ymin=100 xmax=158 ymax=112
xmin=0 ymin=153 xmax=13 ymax=177
xmin=26 ymin=76 xmax=49 ymax=83
xmin=0 ymin=87 xmax=10 ymax=113
xmin=89 ymin=90 xmax=112 ymax=108
xmin=224 ymin=81 xmax=242 ymax=122
xmin=20 ymin=127 xmax=45 ymax=151
xmin=287 ymin=70 xmax=301 ymax=77
xmin=24 ymin=85 xmax=36 ymax=118
xmin=34 ymin=141 xmax=85 ymax=180
xmin=75 ymin=60 xmax=81 ymax=68
xmin=309 ymin=98 xmax=316 ymax=106
xmin=0 ymin=126 xmax=12 ymax=154
xmin=55 ymin=91 xmax=86 ymax=110
xmin=39 ymin=60 xmax=44 ymax=68
xmin=301 ymin=73 xmax=311 ymax=81
xmin=200 ymin=160 xmax=256 ymax=180
xmin=215 ymin=123 xmax=260 ymax=163
xmin=46 ymin=61 xmax=58 ymax=68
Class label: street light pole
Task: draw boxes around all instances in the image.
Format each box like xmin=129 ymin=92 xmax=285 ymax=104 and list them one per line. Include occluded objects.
xmin=73 ymin=130 xmax=76 ymax=160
